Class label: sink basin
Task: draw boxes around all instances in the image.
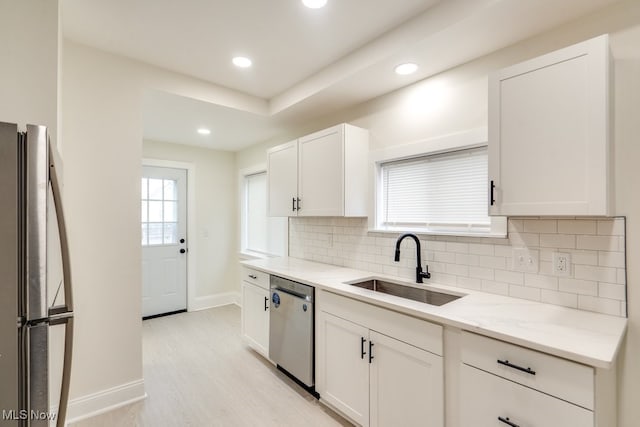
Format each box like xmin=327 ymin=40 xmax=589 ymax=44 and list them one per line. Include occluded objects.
xmin=347 ymin=278 xmax=463 ymax=306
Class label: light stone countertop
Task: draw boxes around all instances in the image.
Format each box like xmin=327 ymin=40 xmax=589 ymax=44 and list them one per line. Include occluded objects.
xmin=241 ymin=256 xmax=627 ymax=369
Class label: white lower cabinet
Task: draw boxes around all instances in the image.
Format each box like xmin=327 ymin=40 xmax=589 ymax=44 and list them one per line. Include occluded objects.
xmin=316 ymin=291 xmax=443 ymax=427
xmin=369 ymin=331 xmax=443 ymax=427
xmin=460 ymin=331 xmax=596 ymax=427
xmin=460 ymin=365 xmax=593 ymax=426
xmin=319 ymin=313 xmax=369 ymax=425
xmin=241 ymin=274 xmax=270 ymax=358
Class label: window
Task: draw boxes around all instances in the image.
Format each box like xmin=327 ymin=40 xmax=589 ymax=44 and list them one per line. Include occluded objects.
xmin=242 ymin=171 xmax=287 ymax=256
xmin=141 ymin=177 xmax=178 ymax=246
xmin=377 ymin=146 xmax=505 ymax=236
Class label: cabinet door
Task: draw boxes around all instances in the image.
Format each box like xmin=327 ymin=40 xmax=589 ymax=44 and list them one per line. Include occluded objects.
xmin=460 ymin=365 xmax=593 ymax=427
xmin=369 ymin=331 xmax=443 ymax=427
xmin=488 ymin=35 xmax=610 ymax=216
xmin=267 ymin=140 xmax=298 ymax=217
xmin=317 ymin=311 xmax=369 ymax=426
xmin=298 ymin=125 xmax=344 ymax=216
xmin=241 ymin=282 xmax=269 ymax=357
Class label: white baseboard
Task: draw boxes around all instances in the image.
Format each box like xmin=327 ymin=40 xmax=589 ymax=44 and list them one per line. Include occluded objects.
xmin=65 ymin=379 xmax=146 ymax=425
xmin=190 ymin=291 xmax=241 ymax=311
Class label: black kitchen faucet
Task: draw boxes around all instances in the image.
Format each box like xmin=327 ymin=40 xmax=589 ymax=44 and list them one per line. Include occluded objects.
xmin=394 ymin=233 xmax=431 ymax=283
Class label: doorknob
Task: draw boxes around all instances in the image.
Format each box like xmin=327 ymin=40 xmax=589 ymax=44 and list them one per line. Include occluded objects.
xmin=179 ymin=248 xmax=186 ymax=254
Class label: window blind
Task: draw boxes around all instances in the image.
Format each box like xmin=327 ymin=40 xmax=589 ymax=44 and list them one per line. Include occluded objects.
xmin=381 ymin=147 xmax=490 ymax=229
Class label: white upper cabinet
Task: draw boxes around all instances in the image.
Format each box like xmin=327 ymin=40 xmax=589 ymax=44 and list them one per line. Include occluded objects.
xmin=488 ymin=34 xmax=611 ymax=216
xmin=267 ymin=140 xmax=298 ymax=217
xmin=267 ymin=123 xmax=369 ymax=217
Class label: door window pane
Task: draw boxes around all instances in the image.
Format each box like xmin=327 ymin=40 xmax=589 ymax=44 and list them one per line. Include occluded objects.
xmin=141 ymin=176 xmax=181 ymax=246
xmin=163 ymin=201 xmax=177 ymax=222
xmin=148 ymin=223 xmax=163 ymax=245
xmin=164 ymin=180 xmax=177 ymax=201
xmin=148 ymin=179 xmax=163 ymax=200
xmin=148 ymin=201 xmax=163 ymax=222
xmin=163 ymin=223 xmax=177 ymax=244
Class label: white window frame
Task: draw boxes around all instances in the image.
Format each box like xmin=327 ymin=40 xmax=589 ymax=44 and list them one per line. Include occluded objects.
xmin=239 ymin=164 xmax=288 ymax=258
xmin=369 ymin=128 xmax=507 ymax=238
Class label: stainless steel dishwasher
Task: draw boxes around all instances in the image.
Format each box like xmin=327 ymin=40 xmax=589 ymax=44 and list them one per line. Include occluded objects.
xmin=269 ymin=275 xmax=314 ymax=389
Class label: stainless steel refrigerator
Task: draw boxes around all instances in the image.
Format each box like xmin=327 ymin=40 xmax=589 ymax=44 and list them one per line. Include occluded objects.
xmin=0 ymin=122 xmax=74 ymax=427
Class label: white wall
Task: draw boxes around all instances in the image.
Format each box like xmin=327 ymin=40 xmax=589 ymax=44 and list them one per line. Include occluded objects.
xmin=0 ymin=0 xmax=59 ymax=142
xmin=61 ymin=40 xmax=252 ymax=420
xmin=236 ymin=1 xmax=640 ymax=424
xmin=143 ymin=139 xmax=239 ymax=307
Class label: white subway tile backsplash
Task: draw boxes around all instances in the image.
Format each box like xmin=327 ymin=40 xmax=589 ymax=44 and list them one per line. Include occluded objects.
xmin=541 ymin=290 xmax=578 ymax=309
xmin=509 ymin=232 xmax=540 ymax=247
xmin=455 ymin=253 xmax=479 ymax=266
xmin=446 ymin=263 xmax=469 ymax=277
xmin=481 ymin=280 xmax=510 ymax=296
xmin=597 ymin=219 xmax=625 ymax=236
xmin=598 ymin=283 xmax=626 ymax=301
xmin=435 ymin=252 xmax=456 ymax=264
xmin=559 ymin=278 xmax=598 ymax=296
xmin=539 ymin=234 xmax=576 ymax=249
xmin=495 ymin=269 xmax=524 ymax=285
xmin=525 ymin=273 xmax=558 ymax=290
xmin=456 ymin=276 xmax=482 ymax=290
xmin=578 ymin=295 xmax=622 ymax=316
xmin=469 ymin=266 xmax=494 ymax=280
xmin=599 ymin=251 xmax=625 ymax=268
xmin=468 ymin=244 xmax=494 ymax=256
xmin=574 ymin=265 xmax=618 ymax=283
xmin=557 ymin=220 xmax=597 ymax=235
xmin=509 ymin=285 xmax=541 ymax=302
xmin=289 ymin=216 xmax=626 ymax=317
xmin=478 ymin=255 xmax=507 ymax=269
xmin=446 ymin=242 xmax=469 ymax=254
xmin=524 ymin=219 xmax=557 ymax=233
xmin=569 ymin=250 xmax=599 ymax=266
xmin=577 ymin=235 xmax=621 ymax=251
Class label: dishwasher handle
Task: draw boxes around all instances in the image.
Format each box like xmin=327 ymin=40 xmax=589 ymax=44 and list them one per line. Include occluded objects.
xmin=271 ymin=285 xmax=312 ymax=302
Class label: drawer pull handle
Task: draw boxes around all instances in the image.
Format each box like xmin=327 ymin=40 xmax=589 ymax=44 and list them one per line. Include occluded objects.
xmin=361 ymin=337 xmax=366 ymax=359
xmin=369 ymin=341 xmax=374 ymax=364
xmin=498 ymin=416 xmax=520 ymax=427
xmin=248 ymin=274 xmax=257 ymax=280
xmin=497 ymin=359 xmax=536 ymax=376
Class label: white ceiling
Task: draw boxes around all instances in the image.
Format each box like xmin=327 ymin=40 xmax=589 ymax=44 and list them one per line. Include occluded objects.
xmin=62 ymin=0 xmax=621 ymax=151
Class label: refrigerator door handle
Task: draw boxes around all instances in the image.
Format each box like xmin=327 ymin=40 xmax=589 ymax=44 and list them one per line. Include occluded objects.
xmin=54 ymin=315 xmax=74 ymax=427
xmin=49 ymin=140 xmax=75 ymax=427
xmin=48 ymin=142 xmax=73 ymax=313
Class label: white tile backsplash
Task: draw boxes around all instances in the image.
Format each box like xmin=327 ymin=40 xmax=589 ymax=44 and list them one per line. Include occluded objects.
xmin=289 ymin=216 xmax=627 ymax=317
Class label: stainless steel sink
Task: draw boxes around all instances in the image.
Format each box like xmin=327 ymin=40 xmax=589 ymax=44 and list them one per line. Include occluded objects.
xmin=347 ymin=278 xmax=463 ymax=306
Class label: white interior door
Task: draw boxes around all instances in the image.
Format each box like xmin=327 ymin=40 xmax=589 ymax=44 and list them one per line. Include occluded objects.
xmin=141 ymin=166 xmax=187 ymax=317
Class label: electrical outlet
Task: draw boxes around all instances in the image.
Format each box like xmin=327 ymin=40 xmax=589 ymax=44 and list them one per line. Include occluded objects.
xmin=512 ymin=248 xmax=539 ymax=273
xmin=552 ymin=252 xmax=571 ymax=277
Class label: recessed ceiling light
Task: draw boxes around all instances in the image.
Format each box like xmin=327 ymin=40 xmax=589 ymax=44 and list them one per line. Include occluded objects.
xmin=394 ymin=63 xmax=418 ymax=75
xmin=302 ymin=0 xmax=327 ymax=9
xmin=197 ymin=128 xmax=211 ymax=135
xmin=232 ymin=56 xmax=252 ymax=68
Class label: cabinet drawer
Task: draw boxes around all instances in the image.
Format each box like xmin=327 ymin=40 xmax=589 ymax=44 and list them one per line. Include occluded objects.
xmin=461 ymin=331 xmax=594 ymax=409
xmin=242 ymin=267 xmax=269 ymax=289
xmin=460 ymin=365 xmax=593 ymax=427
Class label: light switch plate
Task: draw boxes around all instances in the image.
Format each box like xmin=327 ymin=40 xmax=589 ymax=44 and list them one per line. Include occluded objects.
xmin=512 ymin=248 xmax=539 ymax=273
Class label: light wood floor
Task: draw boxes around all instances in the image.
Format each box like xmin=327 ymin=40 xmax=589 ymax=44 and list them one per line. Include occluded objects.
xmin=70 ymin=305 xmax=351 ymax=427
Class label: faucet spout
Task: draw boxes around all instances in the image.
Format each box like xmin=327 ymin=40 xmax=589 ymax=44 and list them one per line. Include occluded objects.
xmin=394 ymin=233 xmax=431 ymax=283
